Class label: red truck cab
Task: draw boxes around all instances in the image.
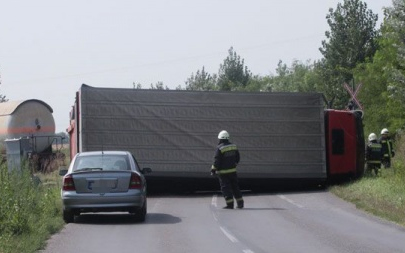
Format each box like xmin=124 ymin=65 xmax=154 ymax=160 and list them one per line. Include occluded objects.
xmin=325 ymin=109 xmax=365 ymax=178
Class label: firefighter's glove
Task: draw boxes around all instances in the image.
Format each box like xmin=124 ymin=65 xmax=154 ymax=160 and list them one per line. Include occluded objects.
xmin=210 ymin=169 xmax=217 ymax=176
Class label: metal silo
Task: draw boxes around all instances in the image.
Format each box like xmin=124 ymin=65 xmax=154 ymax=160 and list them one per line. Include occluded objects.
xmin=0 ymin=99 xmax=56 ymax=153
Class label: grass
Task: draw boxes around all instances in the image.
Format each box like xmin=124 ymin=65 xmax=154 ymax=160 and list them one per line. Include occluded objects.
xmin=0 ymin=166 xmax=65 ymax=253
xmin=330 ymin=134 xmax=405 ymax=227
xmin=330 ymin=167 xmax=405 ymax=227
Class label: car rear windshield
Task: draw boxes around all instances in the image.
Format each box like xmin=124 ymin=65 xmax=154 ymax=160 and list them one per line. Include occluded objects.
xmin=73 ymin=155 xmax=132 ymax=172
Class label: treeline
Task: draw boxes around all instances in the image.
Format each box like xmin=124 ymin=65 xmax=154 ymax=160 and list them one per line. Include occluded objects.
xmin=136 ymin=0 xmax=405 ymax=137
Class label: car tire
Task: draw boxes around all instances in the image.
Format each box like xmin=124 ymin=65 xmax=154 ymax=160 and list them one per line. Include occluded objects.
xmin=133 ymin=200 xmax=147 ymax=222
xmin=63 ymin=209 xmax=75 ymax=223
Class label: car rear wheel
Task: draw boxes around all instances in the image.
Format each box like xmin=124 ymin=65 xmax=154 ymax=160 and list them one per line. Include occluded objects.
xmin=133 ymin=200 xmax=147 ymax=222
xmin=63 ymin=209 xmax=75 ymax=223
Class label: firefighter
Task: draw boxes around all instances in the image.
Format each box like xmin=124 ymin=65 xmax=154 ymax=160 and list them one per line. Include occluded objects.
xmin=379 ymin=128 xmax=395 ymax=168
xmin=211 ymin=130 xmax=244 ymax=209
xmin=365 ymin=133 xmax=382 ymax=176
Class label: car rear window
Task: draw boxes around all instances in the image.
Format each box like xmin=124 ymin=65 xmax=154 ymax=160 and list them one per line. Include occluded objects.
xmin=73 ymin=155 xmax=131 ymax=172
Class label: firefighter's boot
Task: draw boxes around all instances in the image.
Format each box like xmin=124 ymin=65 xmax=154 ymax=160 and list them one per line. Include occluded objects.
xmin=223 ymin=198 xmax=234 ymax=209
xmin=237 ymin=199 xmax=244 ymax=209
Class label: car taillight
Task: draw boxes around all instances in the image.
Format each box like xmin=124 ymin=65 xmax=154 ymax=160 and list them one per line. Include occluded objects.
xmin=63 ymin=175 xmax=76 ymax=191
xmin=129 ymin=172 xmax=142 ymax=189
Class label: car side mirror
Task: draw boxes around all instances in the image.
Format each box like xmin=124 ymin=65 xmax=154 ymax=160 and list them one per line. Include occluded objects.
xmin=59 ymin=166 xmax=68 ymax=176
xmin=141 ymin=167 xmax=152 ymax=174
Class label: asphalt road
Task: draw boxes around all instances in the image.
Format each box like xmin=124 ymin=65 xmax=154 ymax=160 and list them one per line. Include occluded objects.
xmin=40 ymin=190 xmax=405 ymax=253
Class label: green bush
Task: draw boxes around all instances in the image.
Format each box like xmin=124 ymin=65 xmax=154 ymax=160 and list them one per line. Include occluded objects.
xmin=0 ymin=163 xmax=64 ymax=253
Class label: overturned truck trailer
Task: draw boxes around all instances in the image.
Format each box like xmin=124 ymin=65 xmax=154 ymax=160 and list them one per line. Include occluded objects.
xmin=68 ymin=84 xmax=362 ymax=188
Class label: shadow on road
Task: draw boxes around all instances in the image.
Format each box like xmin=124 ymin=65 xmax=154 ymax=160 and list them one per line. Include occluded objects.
xmin=147 ymin=181 xmax=328 ymax=197
xmin=231 ymin=207 xmax=287 ymax=211
xmin=74 ymin=212 xmax=181 ymax=225
xmin=144 ymin=213 xmax=182 ymax=224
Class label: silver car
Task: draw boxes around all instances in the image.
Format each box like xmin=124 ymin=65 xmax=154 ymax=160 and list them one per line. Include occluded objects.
xmin=59 ymin=151 xmax=151 ymax=223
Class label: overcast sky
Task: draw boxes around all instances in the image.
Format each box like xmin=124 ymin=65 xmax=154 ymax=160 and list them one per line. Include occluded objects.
xmin=0 ymin=0 xmax=393 ymax=133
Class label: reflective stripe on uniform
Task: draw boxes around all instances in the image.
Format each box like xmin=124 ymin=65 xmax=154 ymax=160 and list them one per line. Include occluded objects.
xmin=217 ymin=168 xmax=237 ymax=174
xmin=381 ymin=139 xmax=393 ymax=158
xmin=387 ymin=140 xmax=392 ymax=158
xmin=219 ymin=144 xmax=237 ymax=153
xmin=368 ymin=142 xmax=382 ymax=161
xmin=370 ymin=143 xmax=382 ymax=149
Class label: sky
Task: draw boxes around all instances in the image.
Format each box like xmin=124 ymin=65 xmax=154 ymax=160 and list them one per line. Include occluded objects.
xmin=0 ymin=0 xmax=393 ymax=133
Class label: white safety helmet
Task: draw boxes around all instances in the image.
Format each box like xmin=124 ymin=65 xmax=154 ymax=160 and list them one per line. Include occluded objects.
xmin=368 ymin=133 xmax=377 ymax=141
xmin=218 ymin=130 xmax=230 ymax=140
xmin=381 ymin=128 xmax=389 ymax=135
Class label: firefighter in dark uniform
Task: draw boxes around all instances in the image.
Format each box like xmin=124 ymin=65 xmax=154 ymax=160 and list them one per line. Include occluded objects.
xmin=379 ymin=128 xmax=395 ymax=168
xmin=211 ymin=130 xmax=244 ymax=209
xmin=365 ymin=133 xmax=382 ymax=175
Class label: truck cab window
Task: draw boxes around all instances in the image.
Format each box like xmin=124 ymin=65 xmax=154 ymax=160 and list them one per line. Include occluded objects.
xmin=332 ymin=129 xmax=344 ymax=155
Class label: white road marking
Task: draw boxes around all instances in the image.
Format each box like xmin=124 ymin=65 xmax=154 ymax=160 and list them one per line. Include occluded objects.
xmin=212 ymin=213 xmax=218 ymax=221
xmin=211 ymin=194 xmax=218 ymax=207
xmin=243 ymin=250 xmax=255 ymax=253
xmin=220 ymin=226 xmax=239 ymax=243
xmin=277 ymin=194 xmax=304 ymax=208
xmin=213 ymin=194 xmax=255 ymax=253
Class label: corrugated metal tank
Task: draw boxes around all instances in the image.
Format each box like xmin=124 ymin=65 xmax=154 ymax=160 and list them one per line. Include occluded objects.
xmin=0 ymin=99 xmax=56 ymax=153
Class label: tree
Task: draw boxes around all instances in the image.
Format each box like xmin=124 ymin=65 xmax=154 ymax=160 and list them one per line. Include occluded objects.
xmin=269 ymin=60 xmax=318 ymax=92
xmin=131 ymin=81 xmax=169 ymax=90
xmin=150 ymin=81 xmax=169 ymax=90
xmin=132 ymin=82 xmax=142 ymax=89
xmin=184 ymin=66 xmax=217 ymax=91
xmin=354 ymin=0 xmax=405 ymax=134
xmin=383 ymin=0 xmax=405 ymax=106
xmin=0 ymin=66 xmax=7 ymax=102
xmin=319 ymin=0 xmax=379 ymax=108
xmin=217 ymin=47 xmax=252 ymax=91
xmin=244 ymin=75 xmax=272 ymax=92
xmin=56 ymin=131 xmax=70 ymax=144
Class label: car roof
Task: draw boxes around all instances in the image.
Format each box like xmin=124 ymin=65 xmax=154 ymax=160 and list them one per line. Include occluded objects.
xmin=76 ymin=151 xmax=131 ymax=157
